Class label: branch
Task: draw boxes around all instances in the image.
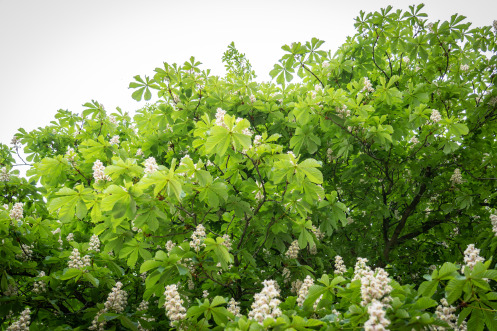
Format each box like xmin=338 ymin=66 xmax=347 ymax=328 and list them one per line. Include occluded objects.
xmin=299 ymin=59 xmax=325 ymax=88
xmin=372 ymin=30 xmax=390 ymax=80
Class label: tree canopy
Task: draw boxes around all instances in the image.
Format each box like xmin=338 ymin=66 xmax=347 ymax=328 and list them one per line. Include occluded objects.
xmin=1 ymin=4 xmax=497 ymax=330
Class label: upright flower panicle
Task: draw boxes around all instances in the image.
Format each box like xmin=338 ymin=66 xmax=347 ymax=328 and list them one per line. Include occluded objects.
xmin=92 ymin=160 xmax=111 ymax=182
xmin=143 ymin=157 xmax=159 ymax=175
xmin=450 ymin=168 xmax=463 ymax=185
xmin=164 ymin=284 xmax=186 ymax=326
xmin=430 ymin=109 xmax=442 ymax=123
xmin=297 ymin=275 xmax=314 ymax=307
xmin=490 ymin=214 xmax=497 ymax=236
xmin=32 ymin=271 xmax=46 ymax=294
xmin=215 ymin=108 xmax=227 ymax=128
xmin=68 ymin=248 xmax=91 ymax=269
xmin=6 ymin=308 xmax=30 ymax=331
xmin=190 ymin=224 xmax=206 ymax=252
xmin=90 ymin=282 xmax=128 ymax=330
xmin=361 ymin=77 xmax=375 ymax=93
xmin=9 ymin=203 xmax=24 ymax=221
xmin=109 ymin=135 xmax=120 ymax=145
xmin=353 ymin=257 xmax=371 ymax=281
xmin=285 ymin=240 xmax=300 ymax=259
xmin=1 ymin=167 xmax=10 ymax=182
xmin=89 ymin=235 xmax=100 ymax=252
xmin=432 ymin=298 xmax=467 ymax=331
xmin=227 ymin=298 xmax=241 ymax=318
xmin=360 ymin=268 xmax=392 ymax=306
xmin=364 ymin=300 xmax=390 ymax=331
xmin=334 ymin=255 xmax=347 ymax=275
xmin=248 ymin=280 xmax=282 ymax=324
xmin=463 ymin=244 xmax=484 ymax=272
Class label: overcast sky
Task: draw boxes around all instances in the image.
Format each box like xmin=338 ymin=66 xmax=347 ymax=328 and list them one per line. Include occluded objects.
xmin=1 ymin=0 xmax=496 ymax=156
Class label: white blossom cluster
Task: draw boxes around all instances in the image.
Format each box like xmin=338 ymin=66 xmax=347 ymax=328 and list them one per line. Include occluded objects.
xmin=92 ymin=160 xmax=111 ymax=182
xmin=253 ymin=181 xmax=264 ymax=202
xmin=360 ymin=268 xmax=392 ymax=306
xmin=215 ymin=108 xmax=227 ymax=128
xmin=221 ymin=234 xmax=232 ymax=251
xmin=450 ymin=168 xmax=463 ymax=185
xmin=104 ymin=282 xmax=128 ymax=313
xmin=460 ymin=64 xmax=469 ymax=71
xmin=202 ymin=290 xmax=209 ymax=298
xmin=164 ymin=284 xmax=187 ymax=326
xmin=109 ymin=135 xmax=120 ymax=145
xmin=285 ymin=240 xmax=300 ymax=259
xmin=143 ymin=157 xmax=159 ymax=175
xmin=327 ymin=148 xmax=333 ymax=162
xmin=4 ymin=283 xmax=18 ymax=296
xmin=291 ymin=279 xmax=303 ymax=294
xmin=311 ymin=225 xmax=324 ymax=241
xmin=249 ymin=95 xmax=256 ymax=103
xmin=432 ymin=298 xmax=467 ymax=331
xmin=16 ymin=244 xmax=34 ymax=261
xmin=6 ymin=308 xmax=30 ymax=331
xmin=227 ymin=298 xmax=241 ymax=318
xmin=236 ymin=117 xmax=253 ymax=137
xmin=430 ymin=109 xmax=442 ymax=123
xmin=165 ymin=240 xmax=176 ymax=253
xmin=361 ymin=77 xmax=375 ymax=93
xmin=11 ymin=136 xmax=21 ymax=148
xmin=463 ymin=244 xmax=485 ymax=273
xmin=90 ymin=282 xmax=128 ymax=331
xmin=9 ymin=203 xmax=24 ymax=221
xmin=32 ymin=271 xmax=46 ymax=294
xmin=68 ymin=248 xmax=91 ymax=269
xmin=491 ymin=214 xmax=497 ymax=236
xmin=282 ymin=267 xmax=291 ymax=283
xmin=297 ymin=275 xmax=314 ymax=307
xmin=89 ymin=235 xmax=100 ymax=252
xmin=410 ymin=136 xmax=419 ymax=145
xmin=364 ymin=300 xmax=390 ymax=331
xmin=402 ymin=56 xmax=410 ymax=63
xmin=352 ymin=257 xmax=372 ymax=281
xmin=66 ymin=233 xmax=74 ymax=242
xmin=336 ymin=105 xmax=350 ymax=118
xmin=1 ymin=166 xmax=10 ymax=181
xmin=334 ymin=255 xmax=347 ymax=275
xmin=65 ymin=147 xmax=77 ymax=166
xmin=248 ymin=280 xmax=282 ymax=324
xmin=136 ymin=148 xmax=144 ymax=157
xmin=253 ymin=135 xmax=262 ymax=146
xmin=190 ymin=224 xmax=206 ymax=252
xmin=108 ymin=115 xmax=117 ymax=125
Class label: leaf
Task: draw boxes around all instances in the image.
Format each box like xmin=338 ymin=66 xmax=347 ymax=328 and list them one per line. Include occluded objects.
xmin=60 ymin=268 xmax=83 ymax=280
xmin=418 ymin=280 xmax=438 ymax=297
xmin=446 ymin=278 xmax=465 ymax=304
xmin=205 ymin=126 xmax=230 ymax=156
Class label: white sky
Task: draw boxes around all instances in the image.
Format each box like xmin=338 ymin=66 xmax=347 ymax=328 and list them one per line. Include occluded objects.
xmin=1 ymin=0 xmax=496 ymax=157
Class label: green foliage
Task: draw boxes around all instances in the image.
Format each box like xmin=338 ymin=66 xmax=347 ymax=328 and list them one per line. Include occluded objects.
xmin=1 ymin=4 xmax=497 ymax=330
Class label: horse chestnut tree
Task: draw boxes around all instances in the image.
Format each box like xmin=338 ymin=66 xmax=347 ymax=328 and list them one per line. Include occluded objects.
xmin=1 ymin=4 xmax=497 ymax=330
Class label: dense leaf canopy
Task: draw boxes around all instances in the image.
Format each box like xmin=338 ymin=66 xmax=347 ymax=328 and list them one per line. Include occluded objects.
xmin=1 ymin=4 xmax=497 ymax=330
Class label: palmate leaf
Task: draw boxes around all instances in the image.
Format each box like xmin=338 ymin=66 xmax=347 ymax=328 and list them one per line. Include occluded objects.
xmin=129 ymin=75 xmax=158 ymax=101
xmin=48 ymin=185 xmax=96 ymax=222
xmin=138 ymin=159 xmax=183 ymax=200
xmin=101 ymin=184 xmax=137 ymax=219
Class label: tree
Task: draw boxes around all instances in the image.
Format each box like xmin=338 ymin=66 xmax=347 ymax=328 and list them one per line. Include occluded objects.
xmin=1 ymin=4 xmax=497 ymax=330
